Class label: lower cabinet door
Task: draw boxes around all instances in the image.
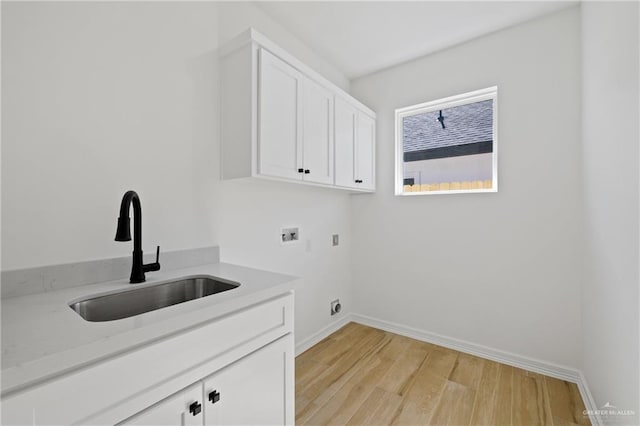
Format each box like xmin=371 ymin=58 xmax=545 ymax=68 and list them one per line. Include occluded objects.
xmin=122 ymin=383 xmax=204 ymax=426
xmin=203 ymin=334 xmax=294 ymax=426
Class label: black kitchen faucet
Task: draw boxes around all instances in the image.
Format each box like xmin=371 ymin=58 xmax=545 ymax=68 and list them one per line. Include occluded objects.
xmin=115 ymin=190 xmax=160 ymax=283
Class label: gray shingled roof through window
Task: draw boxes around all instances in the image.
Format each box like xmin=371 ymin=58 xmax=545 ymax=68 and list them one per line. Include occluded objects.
xmin=403 ymin=99 xmax=493 ymax=153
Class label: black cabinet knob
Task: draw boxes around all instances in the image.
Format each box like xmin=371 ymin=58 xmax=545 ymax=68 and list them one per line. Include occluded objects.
xmin=355 ymin=179 xmax=363 ymax=183
xmin=304 ymin=169 xmax=310 ymax=174
xmin=209 ymin=390 xmax=221 ymax=404
xmin=298 ymin=168 xmax=304 ymax=173
xmin=189 ymin=401 xmax=202 ymax=416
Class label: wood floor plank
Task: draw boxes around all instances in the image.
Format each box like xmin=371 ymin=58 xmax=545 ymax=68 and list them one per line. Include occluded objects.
xmin=468 ymin=359 xmax=500 ymax=425
xmin=313 ymin=332 xmax=392 ymax=406
xmin=403 ymin=353 xmax=448 ymax=415
xmin=306 ymin=355 xmax=394 ymax=425
xmin=295 ymin=323 xmax=591 ymax=426
xmin=295 ymin=395 xmax=320 ymax=422
xmin=545 ymin=376 xmax=590 ymax=425
xmin=296 ymin=331 xmax=384 ymax=393
xmin=297 ymin=329 xmax=390 ymax=416
xmin=377 ymin=333 xmax=412 ymax=361
xmin=331 ymin=322 xmax=366 ymax=340
xmin=512 ymin=369 xmax=553 ymax=425
xmin=419 ymin=346 xmax=458 ymax=378
xmin=493 ymin=363 xmax=515 ymax=425
xmin=310 ymin=325 xmax=378 ymax=365
xmin=390 ymin=400 xmax=431 ymax=426
xmin=377 ymin=340 xmax=431 ymax=396
xmin=295 ymin=357 xmax=329 ymax=391
xmin=346 ymin=387 xmax=403 ymax=426
xmin=298 ymin=336 xmax=336 ymax=361
xmin=449 ymin=352 xmax=485 ymax=390
xmin=429 ymin=380 xmax=477 ymax=425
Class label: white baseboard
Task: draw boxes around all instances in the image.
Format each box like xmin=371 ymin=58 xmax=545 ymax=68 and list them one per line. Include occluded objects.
xmin=576 ymin=371 xmax=603 ymax=426
xmin=295 ymin=314 xmax=352 ymax=356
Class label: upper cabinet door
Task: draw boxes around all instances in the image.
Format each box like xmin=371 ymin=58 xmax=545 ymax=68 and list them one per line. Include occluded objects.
xmin=334 ymin=97 xmax=357 ymax=188
xmin=356 ymin=112 xmax=376 ymax=190
xmin=301 ymin=77 xmax=334 ymax=185
xmin=258 ymin=48 xmax=303 ymax=180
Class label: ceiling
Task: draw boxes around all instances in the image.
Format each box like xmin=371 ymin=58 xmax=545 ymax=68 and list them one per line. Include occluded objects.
xmin=255 ymin=1 xmax=577 ymax=80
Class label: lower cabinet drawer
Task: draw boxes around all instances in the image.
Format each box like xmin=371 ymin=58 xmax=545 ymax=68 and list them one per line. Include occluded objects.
xmin=2 ymin=292 xmax=294 ymax=426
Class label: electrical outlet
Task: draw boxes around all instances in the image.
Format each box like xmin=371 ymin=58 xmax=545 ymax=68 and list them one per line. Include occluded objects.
xmin=281 ymin=227 xmax=299 ymax=244
xmin=332 ymin=234 xmax=339 ymax=246
xmin=331 ymin=299 xmax=342 ymax=316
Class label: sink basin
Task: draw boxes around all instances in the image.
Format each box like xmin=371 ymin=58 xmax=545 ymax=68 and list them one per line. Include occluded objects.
xmin=69 ymin=276 xmax=240 ymax=322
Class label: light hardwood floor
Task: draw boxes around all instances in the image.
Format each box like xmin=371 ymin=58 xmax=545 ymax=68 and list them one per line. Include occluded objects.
xmin=295 ymin=323 xmax=589 ymax=426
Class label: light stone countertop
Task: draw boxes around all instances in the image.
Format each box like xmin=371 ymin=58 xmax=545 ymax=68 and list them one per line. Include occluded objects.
xmin=1 ymin=262 xmax=298 ymax=397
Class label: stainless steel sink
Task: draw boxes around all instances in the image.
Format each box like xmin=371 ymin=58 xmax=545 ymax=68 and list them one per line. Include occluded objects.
xmin=69 ymin=276 xmax=240 ymax=322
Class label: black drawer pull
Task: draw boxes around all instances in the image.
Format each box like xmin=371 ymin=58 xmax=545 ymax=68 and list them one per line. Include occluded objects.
xmin=355 ymin=179 xmax=363 ymax=183
xmin=209 ymin=390 xmax=221 ymax=404
xmin=189 ymin=401 xmax=202 ymax=416
xmin=304 ymin=169 xmax=310 ymax=174
xmin=298 ymin=168 xmax=304 ymax=173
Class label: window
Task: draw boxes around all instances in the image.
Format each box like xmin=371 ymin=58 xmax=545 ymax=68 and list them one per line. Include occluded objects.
xmin=395 ymin=87 xmax=498 ymax=195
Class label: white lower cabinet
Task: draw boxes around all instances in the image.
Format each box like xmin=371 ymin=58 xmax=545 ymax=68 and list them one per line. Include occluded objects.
xmin=204 ymin=335 xmax=292 ymax=425
xmin=1 ymin=293 xmax=294 ymax=426
xmin=123 ymin=335 xmax=293 ymax=426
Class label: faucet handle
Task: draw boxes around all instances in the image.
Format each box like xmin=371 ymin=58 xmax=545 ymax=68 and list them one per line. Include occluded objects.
xmin=142 ymin=246 xmax=161 ymax=273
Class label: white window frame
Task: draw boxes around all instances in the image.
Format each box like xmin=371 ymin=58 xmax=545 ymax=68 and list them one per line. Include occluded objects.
xmin=394 ymin=86 xmax=498 ymax=196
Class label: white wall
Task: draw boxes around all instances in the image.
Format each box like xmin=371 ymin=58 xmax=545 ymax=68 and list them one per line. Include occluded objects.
xmin=581 ymin=2 xmax=639 ymax=420
xmin=350 ymin=8 xmax=583 ymax=368
xmin=2 ymin=2 xmax=220 ymax=270
xmin=218 ymin=179 xmax=353 ymax=346
xmin=2 ymin=1 xmax=354 ymax=348
xmin=216 ymin=4 xmax=354 ymax=345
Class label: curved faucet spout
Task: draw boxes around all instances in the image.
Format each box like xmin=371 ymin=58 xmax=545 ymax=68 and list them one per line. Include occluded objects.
xmin=115 ymin=190 xmax=160 ymax=283
xmin=115 ymin=190 xmax=142 ymax=252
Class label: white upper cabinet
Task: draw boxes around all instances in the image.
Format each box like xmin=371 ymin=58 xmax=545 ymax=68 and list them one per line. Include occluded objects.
xmin=334 ymin=97 xmax=357 ymax=188
xmin=301 ymin=76 xmax=334 ymax=185
xmin=334 ymin=96 xmax=376 ymax=190
xmin=221 ymin=28 xmax=375 ymax=192
xmin=356 ymin=112 xmax=376 ymax=190
xmin=258 ymin=49 xmax=334 ymax=184
xmin=258 ymin=49 xmax=303 ymax=180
